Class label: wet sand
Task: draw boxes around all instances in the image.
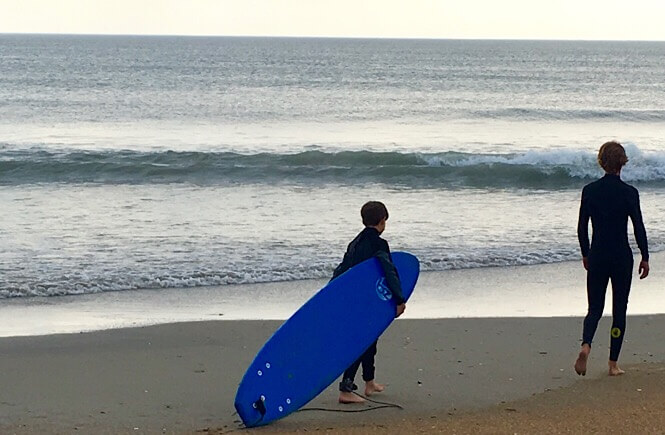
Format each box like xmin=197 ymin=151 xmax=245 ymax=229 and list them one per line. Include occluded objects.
xmin=1 ymin=316 xmax=664 ymax=434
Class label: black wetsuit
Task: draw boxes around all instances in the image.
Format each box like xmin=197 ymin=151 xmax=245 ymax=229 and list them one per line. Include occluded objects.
xmin=331 ymin=227 xmax=404 ymax=392
xmin=577 ymin=173 xmax=649 ymax=361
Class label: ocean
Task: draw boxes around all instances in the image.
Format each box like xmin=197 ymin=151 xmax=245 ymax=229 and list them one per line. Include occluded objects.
xmin=2 ymin=34 xmax=665 ymax=299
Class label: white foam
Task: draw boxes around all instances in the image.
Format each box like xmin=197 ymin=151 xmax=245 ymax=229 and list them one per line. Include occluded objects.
xmin=420 ymin=145 xmax=665 ymax=182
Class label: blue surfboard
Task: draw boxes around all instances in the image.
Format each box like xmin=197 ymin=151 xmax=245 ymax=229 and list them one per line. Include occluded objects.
xmin=234 ymin=251 xmax=419 ymax=427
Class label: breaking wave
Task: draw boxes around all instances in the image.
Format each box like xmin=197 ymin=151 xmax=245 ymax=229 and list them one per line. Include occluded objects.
xmin=2 ymin=144 xmax=664 ymax=188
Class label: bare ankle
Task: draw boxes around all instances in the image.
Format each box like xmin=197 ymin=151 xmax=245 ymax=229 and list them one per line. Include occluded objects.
xmin=608 ymin=361 xmax=625 ymax=376
xmin=365 ymin=380 xmax=385 ymax=395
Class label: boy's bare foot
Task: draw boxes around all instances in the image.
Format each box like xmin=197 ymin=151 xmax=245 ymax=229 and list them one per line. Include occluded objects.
xmin=574 ymin=345 xmax=590 ymax=376
xmin=338 ymin=392 xmax=365 ymax=404
xmin=608 ymin=361 xmax=625 ymax=376
xmin=364 ymin=380 xmax=385 ymax=396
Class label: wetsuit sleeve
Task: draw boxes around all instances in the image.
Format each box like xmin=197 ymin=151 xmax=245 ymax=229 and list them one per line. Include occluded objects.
xmin=375 ymin=249 xmax=405 ymax=305
xmin=629 ymin=190 xmax=649 ymax=262
xmin=577 ymin=187 xmax=591 ymax=258
xmin=331 ymin=253 xmax=351 ymax=281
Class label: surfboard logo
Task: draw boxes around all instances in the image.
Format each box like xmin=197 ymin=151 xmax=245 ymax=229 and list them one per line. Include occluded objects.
xmin=375 ymin=277 xmax=392 ymax=301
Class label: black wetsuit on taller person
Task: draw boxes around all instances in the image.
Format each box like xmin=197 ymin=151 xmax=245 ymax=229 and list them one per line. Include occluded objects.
xmin=331 ymin=227 xmax=404 ymax=392
xmin=578 ymin=173 xmax=649 ymax=361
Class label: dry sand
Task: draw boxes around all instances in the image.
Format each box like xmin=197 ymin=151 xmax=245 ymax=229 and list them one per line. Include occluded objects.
xmin=1 ymin=316 xmax=664 ymax=434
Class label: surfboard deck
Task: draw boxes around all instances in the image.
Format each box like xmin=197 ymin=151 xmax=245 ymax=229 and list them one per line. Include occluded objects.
xmin=234 ymin=251 xmax=419 ymax=427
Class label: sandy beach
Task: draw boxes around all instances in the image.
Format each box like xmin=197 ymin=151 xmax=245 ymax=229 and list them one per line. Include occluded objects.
xmin=3 ymin=30 xmax=665 ymax=435
xmin=1 ymin=314 xmax=664 ymax=434
xmin=2 ymin=255 xmax=664 ymax=434
xmin=2 ymin=252 xmax=663 ymax=434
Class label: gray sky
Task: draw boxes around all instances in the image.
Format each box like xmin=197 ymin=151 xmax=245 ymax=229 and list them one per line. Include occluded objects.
xmin=2 ymin=0 xmax=665 ymax=40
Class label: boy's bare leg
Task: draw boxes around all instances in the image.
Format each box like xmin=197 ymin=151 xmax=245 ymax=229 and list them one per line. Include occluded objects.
xmin=338 ymin=391 xmax=365 ymax=403
xmin=574 ymin=343 xmax=590 ymax=376
xmin=608 ymin=360 xmax=625 ymax=376
xmin=364 ymin=380 xmax=385 ymax=396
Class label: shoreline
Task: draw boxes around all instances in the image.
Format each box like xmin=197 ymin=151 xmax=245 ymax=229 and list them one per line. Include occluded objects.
xmin=1 ymin=252 xmax=664 ymax=338
xmin=2 ymin=316 xmax=664 ymax=434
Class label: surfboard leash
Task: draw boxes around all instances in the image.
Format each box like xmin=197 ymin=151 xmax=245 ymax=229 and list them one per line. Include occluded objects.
xmin=298 ymin=391 xmax=403 ymax=413
xmin=222 ymin=394 xmax=403 ymax=432
xmin=353 ymin=391 xmax=404 ymax=410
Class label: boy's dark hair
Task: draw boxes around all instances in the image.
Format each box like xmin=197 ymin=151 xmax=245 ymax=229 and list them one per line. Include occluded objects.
xmin=598 ymin=141 xmax=628 ymax=174
xmin=361 ymin=201 xmax=389 ymax=226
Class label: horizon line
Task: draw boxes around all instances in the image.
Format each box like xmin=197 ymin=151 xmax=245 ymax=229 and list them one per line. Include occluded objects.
xmin=2 ymin=32 xmax=665 ymax=43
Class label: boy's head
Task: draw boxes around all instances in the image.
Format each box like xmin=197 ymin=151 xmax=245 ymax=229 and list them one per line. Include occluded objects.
xmin=361 ymin=201 xmax=389 ymax=233
xmin=598 ymin=141 xmax=628 ymax=175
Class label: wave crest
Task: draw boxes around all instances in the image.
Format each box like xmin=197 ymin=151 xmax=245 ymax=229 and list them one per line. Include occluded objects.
xmin=2 ymin=145 xmax=664 ymax=188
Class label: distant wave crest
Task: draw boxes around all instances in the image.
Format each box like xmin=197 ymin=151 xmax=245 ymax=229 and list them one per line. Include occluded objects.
xmin=470 ymin=108 xmax=665 ymax=122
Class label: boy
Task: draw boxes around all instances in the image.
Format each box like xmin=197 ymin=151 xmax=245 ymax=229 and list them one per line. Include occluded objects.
xmin=331 ymin=201 xmax=406 ymax=404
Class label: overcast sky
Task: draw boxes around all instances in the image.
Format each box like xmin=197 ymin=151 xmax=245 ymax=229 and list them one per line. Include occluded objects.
xmin=2 ymin=0 xmax=665 ymax=40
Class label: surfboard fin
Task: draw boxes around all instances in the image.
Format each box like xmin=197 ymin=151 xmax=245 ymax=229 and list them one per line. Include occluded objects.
xmin=253 ymin=398 xmax=266 ymax=416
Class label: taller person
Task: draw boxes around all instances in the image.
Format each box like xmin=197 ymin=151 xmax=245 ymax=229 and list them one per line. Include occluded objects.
xmin=575 ymin=141 xmax=649 ymax=377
